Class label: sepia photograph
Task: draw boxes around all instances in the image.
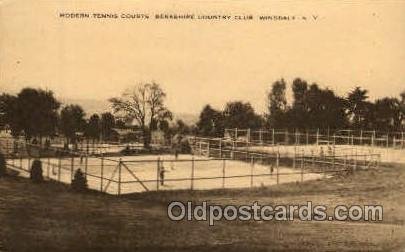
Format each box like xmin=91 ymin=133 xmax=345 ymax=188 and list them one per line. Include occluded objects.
xmin=0 ymin=0 xmax=404 ymax=251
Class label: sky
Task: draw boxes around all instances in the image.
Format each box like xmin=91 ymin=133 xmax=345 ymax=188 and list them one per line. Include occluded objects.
xmin=1 ymin=0 xmax=405 ymax=115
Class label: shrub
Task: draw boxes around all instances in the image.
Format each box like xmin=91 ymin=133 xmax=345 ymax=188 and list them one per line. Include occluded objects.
xmin=71 ymin=168 xmax=88 ymax=192
xmin=30 ymin=159 xmax=43 ymax=183
xmin=181 ymin=139 xmax=191 ymax=153
xmin=0 ymin=152 xmax=6 ymax=177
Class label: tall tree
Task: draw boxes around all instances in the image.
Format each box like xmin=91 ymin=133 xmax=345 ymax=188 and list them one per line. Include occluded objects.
xmin=266 ymin=79 xmax=288 ymax=128
xmin=0 ymin=93 xmax=21 ymax=136
xmin=372 ymin=97 xmax=401 ymax=131
xmin=303 ymin=84 xmax=347 ymax=129
xmin=290 ymin=78 xmax=309 ymax=128
xmin=196 ymin=105 xmax=224 ymax=137
xmin=84 ymin=114 xmax=101 ymax=142
xmin=15 ymin=88 xmax=60 ymax=141
xmin=346 ymin=87 xmax=370 ymax=128
xmin=223 ymin=101 xmax=263 ymax=129
xmin=399 ymin=91 xmax=405 ymax=130
xmin=109 ymin=82 xmax=172 ymax=148
xmin=100 ymin=112 xmax=115 ymax=141
xmin=59 ymin=105 xmax=86 ymax=145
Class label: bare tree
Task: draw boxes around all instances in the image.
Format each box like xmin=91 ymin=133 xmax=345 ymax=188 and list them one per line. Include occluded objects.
xmin=109 ymin=82 xmax=172 ymax=148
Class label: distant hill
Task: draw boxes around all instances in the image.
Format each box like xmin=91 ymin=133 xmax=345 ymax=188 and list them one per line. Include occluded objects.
xmin=61 ymin=98 xmax=199 ymax=125
xmin=173 ymin=113 xmax=199 ymax=126
xmin=60 ymin=98 xmax=112 ymax=117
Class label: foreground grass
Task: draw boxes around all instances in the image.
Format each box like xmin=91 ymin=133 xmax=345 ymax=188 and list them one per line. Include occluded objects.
xmin=0 ymin=164 xmax=405 ymax=251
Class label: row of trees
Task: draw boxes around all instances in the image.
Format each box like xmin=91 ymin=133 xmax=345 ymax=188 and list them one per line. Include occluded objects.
xmin=267 ymin=78 xmax=405 ymax=131
xmin=0 ymin=83 xmax=175 ymax=148
xmin=196 ymin=101 xmax=263 ymax=137
xmin=0 ymin=88 xmax=117 ymax=145
xmin=195 ymin=78 xmax=405 ymax=136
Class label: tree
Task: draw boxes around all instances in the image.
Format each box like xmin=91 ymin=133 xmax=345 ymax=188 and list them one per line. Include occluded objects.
xmin=14 ymin=88 xmax=60 ymax=141
xmin=372 ymin=97 xmax=401 ymax=131
xmin=109 ymin=82 xmax=172 ymax=148
xmin=399 ymin=91 xmax=405 ymax=130
xmin=59 ymin=105 xmax=86 ymax=146
xmin=0 ymin=93 xmax=21 ymax=136
xmin=196 ymin=105 xmax=224 ymax=137
xmin=303 ymin=84 xmax=347 ymax=129
xmin=71 ymin=169 xmax=88 ymax=192
xmin=223 ymin=101 xmax=263 ymax=129
xmin=346 ymin=87 xmax=370 ymax=128
xmin=266 ymin=79 xmax=288 ymax=128
xmin=100 ymin=112 xmax=115 ymax=141
xmin=290 ymin=78 xmax=309 ymax=128
xmin=84 ymin=114 xmax=101 ymax=142
xmin=0 ymin=151 xmax=6 ymax=177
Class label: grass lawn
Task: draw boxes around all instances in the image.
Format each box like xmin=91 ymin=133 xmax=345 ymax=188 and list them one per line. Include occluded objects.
xmin=0 ymin=164 xmax=404 ymax=251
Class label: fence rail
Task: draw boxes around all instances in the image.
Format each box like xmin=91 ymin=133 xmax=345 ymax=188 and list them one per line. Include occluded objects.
xmin=224 ymin=128 xmax=405 ymax=149
xmin=0 ymin=136 xmax=380 ymax=195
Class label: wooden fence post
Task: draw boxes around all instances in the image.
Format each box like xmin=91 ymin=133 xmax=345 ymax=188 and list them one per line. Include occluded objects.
xmin=47 ymin=156 xmax=50 ymax=179
xmin=219 ymin=139 xmax=222 ymax=158
xmin=85 ymin=155 xmax=88 ymax=179
xmin=70 ymin=156 xmax=74 ymax=181
xmin=156 ymin=157 xmax=160 ymax=191
xmin=100 ymin=154 xmax=104 ymax=192
xmin=57 ymin=155 xmax=61 ymax=182
xmin=300 ymin=150 xmax=304 ymax=182
xmin=118 ymin=159 xmax=122 ymax=196
xmin=386 ymin=135 xmax=389 ymax=148
xmin=306 ymin=130 xmax=309 ymax=145
xmin=343 ymin=154 xmax=346 ymax=170
xmin=250 ymin=157 xmax=254 ymax=188
xmin=222 ymin=159 xmax=226 ymax=188
xmin=276 ymin=152 xmax=280 ymax=185
xmin=191 ymin=157 xmax=195 ymax=190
